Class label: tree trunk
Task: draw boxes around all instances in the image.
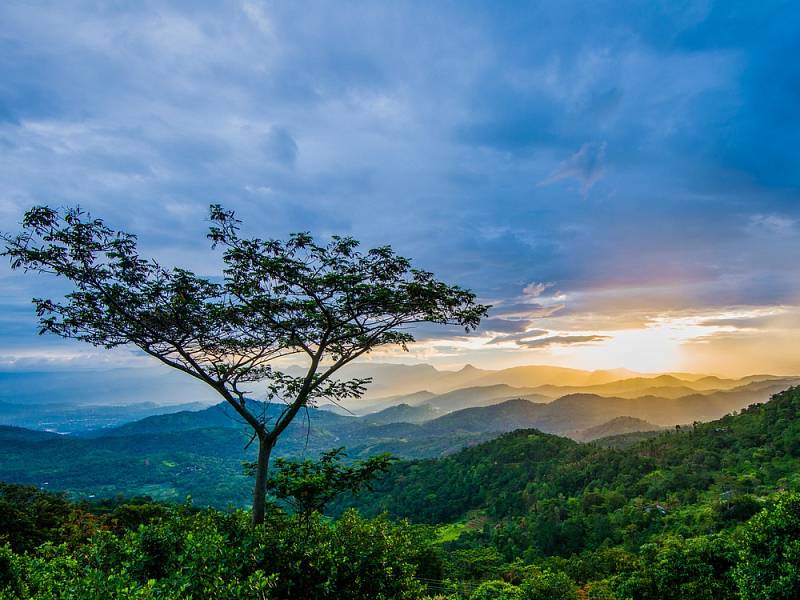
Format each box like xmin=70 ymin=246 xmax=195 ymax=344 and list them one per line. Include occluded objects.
xmin=252 ymin=436 xmax=273 ymax=526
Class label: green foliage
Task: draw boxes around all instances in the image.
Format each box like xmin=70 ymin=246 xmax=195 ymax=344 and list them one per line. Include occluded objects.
xmin=0 ymin=504 xmax=429 ymax=599
xmin=612 ymin=534 xmax=737 ymax=599
xmin=340 ymin=387 xmax=800 ymax=559
xmin=263 ymin=447 xmax=394 ymax=519
xmin=582 ymin=580 xmax=618 ymax=600
xmin=733 ymin=492 xmax=800 ymax=600
xmin=446 ymin=547 xmax=507 ymax=582
xmin=469 ymin=580 xmax=523 ymax=600
xmin=518 ymin=568 xmax=577 ymax=600
xmin=0 ymin=484 xmax=97 ymax=554
xmin=4 ymin=379 xmax=800 ymax=598
xmin=0 ymin=544 xmax=26 ymax=599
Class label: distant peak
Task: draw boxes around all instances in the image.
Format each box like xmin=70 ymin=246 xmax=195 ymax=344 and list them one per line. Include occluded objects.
xmin=459 ymin=364 xmax=478 ymax=372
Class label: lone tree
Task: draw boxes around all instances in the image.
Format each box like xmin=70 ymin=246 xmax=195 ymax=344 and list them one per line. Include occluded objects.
xmin=2 ymin=205 xmax=487 ymax=524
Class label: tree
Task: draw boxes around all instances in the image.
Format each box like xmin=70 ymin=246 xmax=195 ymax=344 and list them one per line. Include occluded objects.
xmin=470 ymin=580 xmax=524 ymax=600
xmin=519 ymin=568 xmax=578 ymax=600
xmin=263 ymin=447 xmax=393 ymax=528
xmin=733 ymin=493 xmax=800 ymax=600
xmin=2 ymin=205 xmax=488 ymax=525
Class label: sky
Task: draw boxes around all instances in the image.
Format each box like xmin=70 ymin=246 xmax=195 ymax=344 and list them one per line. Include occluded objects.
xmin=1 ymin=1 xmax=800 ymax=378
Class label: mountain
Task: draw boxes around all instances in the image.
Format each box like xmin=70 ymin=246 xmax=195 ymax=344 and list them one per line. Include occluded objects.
xmin=62 ymin=374 xmax=794 ymax=445
xmin=284 ymin=362 xmax=489 ymax=401
xmin=316 ymin=403 xmax=353 ymax=416
xmin=283 ymin=363 xmax=658 ymax=403
xmin=527 ymin=382 xmax=698 ymax=400
xmin=0 ymin=425 xmax=62 ymax=443
xmin=1 ymin=368 xmax=793 ymax=508
xmin=359 ymin=384 xmax=551 ymax=415
xmin=335 ymin=385 xmax=800 ymax=532
xmin=419 ymin=398 xmax=545 ymax=435
xmin=469 ymin=365 xmax=627 ymax=389
xmin=421 ymin=384 xmax=549 ymax=413
xmin=362 ymin=403 xmax=441 ymax=424
xmin=82 ymin=402 xmax=355 ymax=438
xmin=356 ymin=390 xmax=437 ymax=414
xmin=412 ymin=380 xmax=783 ymax=439
xmin=521 ymin=374 xmax=800 ymax=401
xmin=573 ymin=416 xmax=662 ymax=442
xmin=8 ymin=361 xmax=792 ymax=422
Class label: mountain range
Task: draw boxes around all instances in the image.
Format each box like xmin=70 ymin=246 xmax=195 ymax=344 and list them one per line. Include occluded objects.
xmin=0 ymin=364 xmax=796 ymax=507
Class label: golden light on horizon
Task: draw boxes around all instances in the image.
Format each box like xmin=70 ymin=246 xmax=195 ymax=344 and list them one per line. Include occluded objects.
xmin=532 ymin=307 xmax=792 ymax=375
xmin=550 ymin=317 xmax=725 ymax=373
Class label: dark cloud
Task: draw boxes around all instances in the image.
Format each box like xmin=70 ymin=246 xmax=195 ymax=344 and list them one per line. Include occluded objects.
xmin=480 ymin=318 xmax=537 ymax=334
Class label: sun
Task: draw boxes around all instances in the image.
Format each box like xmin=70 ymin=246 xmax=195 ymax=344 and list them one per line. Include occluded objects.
xmin=551 ymin=317 xmax=724 ymax=373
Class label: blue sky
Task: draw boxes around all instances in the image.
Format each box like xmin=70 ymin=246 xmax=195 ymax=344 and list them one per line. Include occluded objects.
xmin=1 ymin=1 xmax=800 ymax=376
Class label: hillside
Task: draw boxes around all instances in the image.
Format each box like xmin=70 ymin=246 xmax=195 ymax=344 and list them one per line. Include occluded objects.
xmin=1 ymin=374 xmax=790 ymax=508
xmin=290 ymin=362 xmax=787 ymax=408
xmin=0 ymin=426 xmax=62 ymax=443
xmin=420 ymin=384 xmax=549 ymax=413
xmin=363 ymin=403 xmax=441 ymax=424
xmin=0 ymin=405 xmax=498 ymax=506
xmin=3 ymin=388 xmax=800 ymax=598
xmin=413 ymin=380 xmax=786 ymax=438
xmin=337 ymin=386 xmax=800 ymax=541
xmin=572 ymin=416 xmax=662 ymax=441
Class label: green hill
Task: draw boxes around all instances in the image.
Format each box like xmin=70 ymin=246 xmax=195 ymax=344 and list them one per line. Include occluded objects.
xmin=337 ymin=386 xmax=800 ymax=556
xmin=2 ymin=388 xmax=800 ymax=598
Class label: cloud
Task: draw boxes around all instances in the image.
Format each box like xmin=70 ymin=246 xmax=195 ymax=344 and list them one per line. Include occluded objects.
xmin=490 ymin=302 xmax=565 ymax=320
xmin=488 ymin=329 xmax=549 ymax=344
xmin=0 ymin=1 xmax=799 ymax=374
xmin=541 ymin=142 xmax=607 ymax=194
xmin=518 ymin=334 xmax=610 ymax=349
xmin=480 ymin=318 xmax=536 ymax=334
xmin=748 ymin=213 xmax=796 ymax=234
xmin=522 ymin=282 xmax=552 ymax=298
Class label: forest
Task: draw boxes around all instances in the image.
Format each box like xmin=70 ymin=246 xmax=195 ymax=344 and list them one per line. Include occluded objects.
xmin=2 ymin=386 xmax=799 ymax=599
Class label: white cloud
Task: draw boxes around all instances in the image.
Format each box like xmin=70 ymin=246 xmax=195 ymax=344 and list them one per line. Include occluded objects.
xmin=523 ymin=282 xmax=552 ymax=298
